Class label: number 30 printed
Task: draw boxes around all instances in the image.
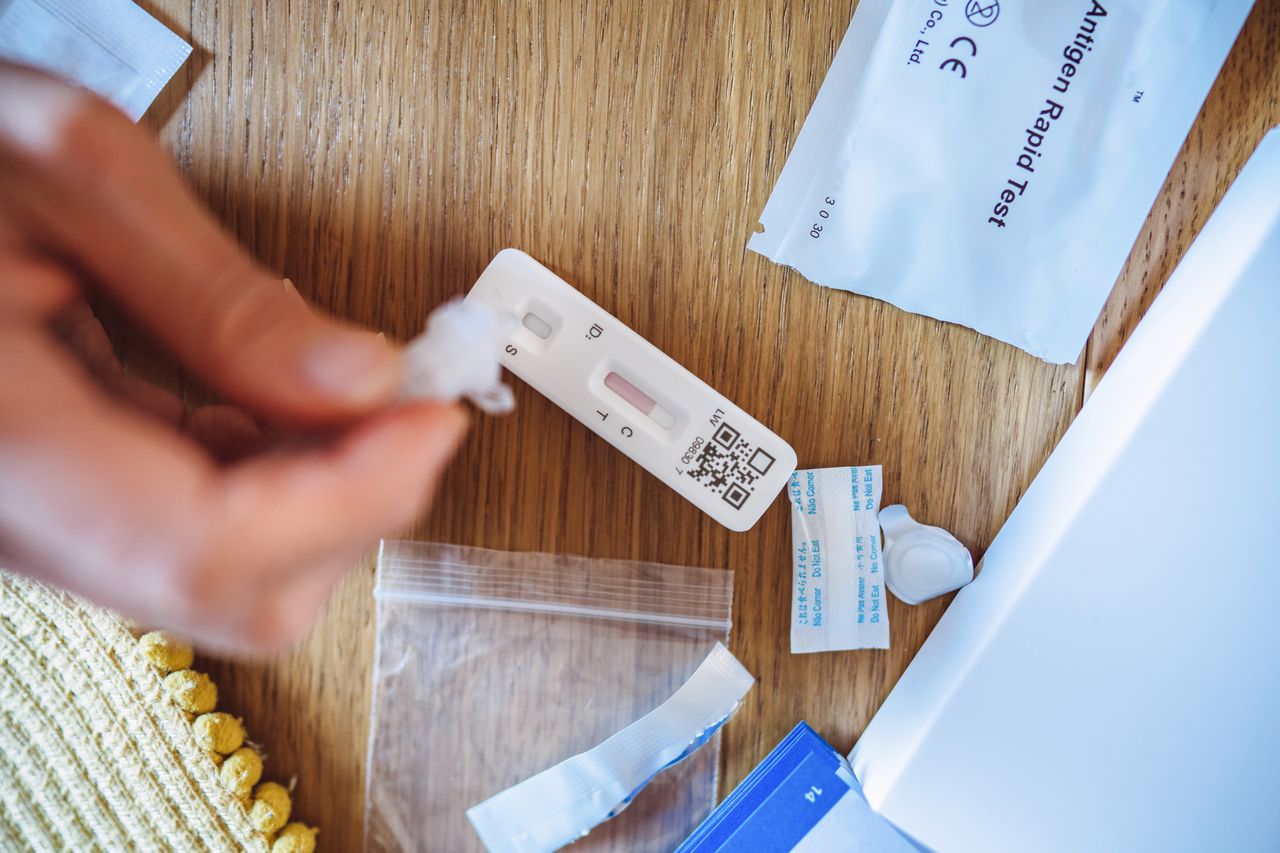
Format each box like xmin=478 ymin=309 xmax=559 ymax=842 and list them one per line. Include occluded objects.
xmin=809 ymin=197 xmax=836 ymax=239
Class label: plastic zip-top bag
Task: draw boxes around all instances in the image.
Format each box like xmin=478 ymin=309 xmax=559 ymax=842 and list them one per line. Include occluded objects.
xmin=365 ymin=541 xmax=742 ymax=852
xmin=749 ymin=0 xmax=1256 ymax=362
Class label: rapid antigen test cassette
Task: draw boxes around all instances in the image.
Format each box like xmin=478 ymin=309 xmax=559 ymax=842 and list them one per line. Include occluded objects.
xmin=466 ymin=249 xmax=796 ymax=531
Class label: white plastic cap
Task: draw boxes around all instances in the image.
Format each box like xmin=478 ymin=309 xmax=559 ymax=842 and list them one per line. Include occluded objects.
xmin=880 ymin=505 xmax=974 ymax=605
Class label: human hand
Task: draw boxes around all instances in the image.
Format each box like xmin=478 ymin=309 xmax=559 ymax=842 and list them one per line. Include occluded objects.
xmin=0 ymin=62 xmax=468 ymax=654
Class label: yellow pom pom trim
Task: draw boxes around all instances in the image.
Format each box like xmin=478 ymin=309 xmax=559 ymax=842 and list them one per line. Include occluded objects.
xmin=249 ymin=780 xmax=292 ymax=834
xmin=137 ymin=631 xmax=318 ymax=848
xmin=219 ymin=747 xmax=263 ymax=802
xmin=192 ymin=712 xmax=245 ymax=755
xmin=138 ymin=631 xmax=194 ymax=671
xmin=272 ymin=822 xmax=318 ymax=853
xmin=162 ymin=670 xmax=217 ymax=714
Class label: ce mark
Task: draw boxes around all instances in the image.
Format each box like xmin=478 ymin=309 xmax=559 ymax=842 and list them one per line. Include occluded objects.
xmin=939 ymin=36 xmax=977 ymax=78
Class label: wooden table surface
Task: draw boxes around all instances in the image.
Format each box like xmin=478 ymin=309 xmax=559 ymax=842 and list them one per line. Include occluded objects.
xmin=127 ymin=1 xmax=1280 ymax=848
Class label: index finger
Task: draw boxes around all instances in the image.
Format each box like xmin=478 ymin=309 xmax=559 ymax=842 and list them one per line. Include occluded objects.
xmin=0 ymin=63 xmax=402 ymax=423
xmin=0 ymin=325 xmax=466 ymax=652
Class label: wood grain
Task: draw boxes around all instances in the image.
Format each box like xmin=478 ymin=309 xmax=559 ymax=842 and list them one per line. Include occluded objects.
xmin=121 ymin=0 xmax=1280 ymax=849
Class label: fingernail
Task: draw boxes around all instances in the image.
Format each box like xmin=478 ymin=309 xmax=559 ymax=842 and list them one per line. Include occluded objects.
xmin=281 ymin=278 xmax=306 ymax=305
xmin=302 ymin=332 xmax=400 ymax=404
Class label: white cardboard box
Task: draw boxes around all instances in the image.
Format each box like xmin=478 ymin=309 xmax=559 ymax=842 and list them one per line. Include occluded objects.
xmin=850 ymin=129 xmax=1280 ymax=852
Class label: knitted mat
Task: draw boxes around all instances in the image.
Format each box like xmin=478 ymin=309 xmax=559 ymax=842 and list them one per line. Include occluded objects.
xmin=0 ymin=571 xmax=267 ymax=851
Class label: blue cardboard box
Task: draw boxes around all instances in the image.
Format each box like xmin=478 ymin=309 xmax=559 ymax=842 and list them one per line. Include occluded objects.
xmin=677 ymin=722 xmax=917 ymax=853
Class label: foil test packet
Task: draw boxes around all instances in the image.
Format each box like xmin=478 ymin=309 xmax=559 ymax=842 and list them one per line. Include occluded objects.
xmin=750 ymin=0 xmax=1255 ymax=362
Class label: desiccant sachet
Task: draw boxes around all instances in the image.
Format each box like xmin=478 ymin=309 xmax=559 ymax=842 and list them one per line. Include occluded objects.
xmin=790 ymin=466 xmax=888 ymax=652
xmin=0 ymin=0 xmax=191 ymax=121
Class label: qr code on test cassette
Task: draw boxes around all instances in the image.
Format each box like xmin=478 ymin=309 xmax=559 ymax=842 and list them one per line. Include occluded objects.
xmin=686 ymin=422 xmax=776 ymax=510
